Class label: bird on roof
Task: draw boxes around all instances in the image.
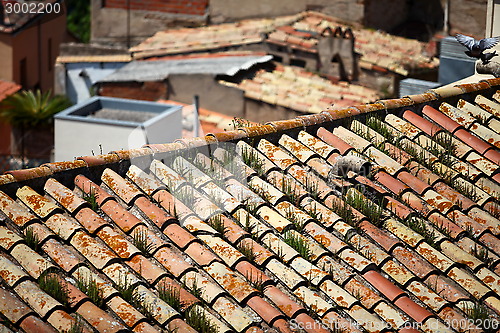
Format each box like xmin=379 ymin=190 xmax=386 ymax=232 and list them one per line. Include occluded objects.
xmin=456 ymin=34 xmax=500 ymax=64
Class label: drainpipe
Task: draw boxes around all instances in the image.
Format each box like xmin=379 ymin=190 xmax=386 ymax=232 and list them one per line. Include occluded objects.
xmin=443 ymin=0 xmax=450 ymax=35
xmin=126 ymin=0 xmax=130 ymax=48
xmin=193 ymin=95 xmax=200 ymax=138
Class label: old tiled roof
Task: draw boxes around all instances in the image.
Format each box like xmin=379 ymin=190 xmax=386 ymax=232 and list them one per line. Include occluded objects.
xmin=129 ymin=14 xmax=300 ymax=59
xmin=0 ymin=0 xmax=61 ymax=33
xmin=56 ymin=55 xmax=133 ymax=64
xmin=0 ymin=80 xmax=20 ymax=101
xmin=219 ymin=63 xmax=380 ymax=112
xmin=1 ymin=77 xmax=500 ymax=332
xmin=129 ymin=11 xmax=438 ymax=76
xmin=267 ymin=11 xmax=439 ymax=76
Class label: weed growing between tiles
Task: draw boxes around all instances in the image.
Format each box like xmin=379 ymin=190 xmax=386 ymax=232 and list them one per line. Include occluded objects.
xmin=115 ymin=273 xmax=150 ymax=319
xmin=329 ymin=195 xmax=355 ymax=227
xmin=241 ymin=146 xmax=265 ymax=176
xmin=464 ymin=302 xmax=497 ymax=333
xmin=398 ymin=140 xmax=435 ymax=169
xmin=75 ymin=274 xmax=105 ymax=308
xmin=218 ymin=148 xmax=245 ymax=182
xmin=132 ymin=227 xmax=155 ymax=257
xmin=82 ymin=188 xmax=99 ymax=212
xmin=280 ymin=176 xmax=301 ymax=206
xmin=454 ymin=180 xmax=481 ymax=202
xmin=245 ymin=270 xmax=267 ymax=294
xmin=365 ymin=114 xmax=397 ymax=145
xmin=185 ymin=306 xmax=218 ymax=333
xmin=401 ymin=215 xmax=439 ymax=249
xmin=172 ymin=186 xmax=196 ymax=207
xmin=434 ymin=221 xmax=452 ymax=239
xmin=472 ymin=243 xmax=494 ymax=267
xmin=158 ymin=283 xmax=183 ymax=312
xmin=23 ymin=226 xmax=40 ymax=252
xmin=344 ymin=187 xmax=384 ymax=227
xmin=186 ymin=278 xmax=203 ymax=300
xmin=242 ymin=199 xmax=260 ymax=217
xmin=237 ymin=209 xmax=259 ymax=240
xmin=207 ymin=214 xmax=228 ymax=236
xmin=67 ymin=316 xmax=85 ymax=333
xmin=304 ymin=176 xmax=322 ymax=201
xmin=230 ymin=117 xmax=252 ymax=130
xmin=39 ymin=273 xmax=69 ymax=306
xmin=285 ymin=207 xmax=306 ymax=232
xmin=284 ymin=231 xmax=311 ymax=261
xmin=237 ymin=241 xmax=256 ymax=262
xmin=193 ymin=155 xmax=226 ymax=189
xmin=430 ymin=131 xmax=457 ymax=165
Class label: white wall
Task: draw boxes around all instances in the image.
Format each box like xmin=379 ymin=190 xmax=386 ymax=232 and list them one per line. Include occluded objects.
xmin=55 ymin=108 xmax=182 ymax=162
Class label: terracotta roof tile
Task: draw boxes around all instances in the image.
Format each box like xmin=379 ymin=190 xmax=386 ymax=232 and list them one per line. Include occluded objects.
xmin=220 ymin=63 xmax=380 ymax=113
xmin=0 ymin=80 xmax=21 ymax=102
xmin=3 ymin=77 xmax=500 ymax=332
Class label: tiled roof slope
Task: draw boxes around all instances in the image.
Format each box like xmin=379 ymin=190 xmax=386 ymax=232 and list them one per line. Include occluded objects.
xmin=1 ymin=78 xmax=500 ymax=332
xmin=267 ymin=11 xmax=438 ymax=76
xmin=219 ymin=63 xmax=380 ymax=112
xmin=0 ymin=80 xmax=21 ymax=102
xmin=129 ymin=14 xmax=300 ymax=59
xmin=129 ymin=10 xmax=438 ymax=75
xmin=0 ymin=0 xmax=61 ymax=33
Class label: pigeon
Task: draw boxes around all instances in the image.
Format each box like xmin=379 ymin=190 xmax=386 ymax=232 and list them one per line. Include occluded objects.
xmin=456 ymin=34 xmax=500 ymax=64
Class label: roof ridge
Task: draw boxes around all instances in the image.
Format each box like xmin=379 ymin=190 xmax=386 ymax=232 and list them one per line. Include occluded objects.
xmin=1 ymin=76 xmax=497 ymax=186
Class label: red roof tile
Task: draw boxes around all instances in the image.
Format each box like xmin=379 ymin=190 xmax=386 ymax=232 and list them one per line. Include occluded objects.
xmin=0 ymin=80 xmax=21 ymax=102
xmin=220 ymin=63 xmax=380 ymax=113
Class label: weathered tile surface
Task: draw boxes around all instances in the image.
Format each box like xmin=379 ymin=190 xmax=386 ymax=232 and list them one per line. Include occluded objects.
xmin=1 ymin=78 xmax=500 ymax=333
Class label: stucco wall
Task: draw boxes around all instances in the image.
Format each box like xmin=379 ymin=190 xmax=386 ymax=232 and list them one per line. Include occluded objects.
xmin=209 ymin=0 xmax=364 ymax=24
xmin=10 ymin=11 xmax=66 ymax=91
xmin=167 ymin=74 xmax=245 ymax=118
xmin=0 ymin=34 xmax=13 ymax=82
xmin=12 ymin=24 xmax=40 ymax=89
xmin=244 ymin=99 xmax=301 ymax=123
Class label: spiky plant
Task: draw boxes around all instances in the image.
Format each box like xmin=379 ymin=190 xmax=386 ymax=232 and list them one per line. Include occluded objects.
xmin=39 ymin=273 xmax=69 ymax=306
xmin=185 ymin=306 xmax=218 ymax=333
xmin=75 ymin=275 xmax=105 ymax=308
xmin=284 ymin=232 xmax=311 ymax=261
xmin=237 ymin=241 xmax=256 ymax=262
xmin=132 ymin=228 xmax=155 ymax=257
xmin=158 ymin=283 xmax=183 ymax=312
xmin=0 ymin=90 xmax=71 ymax=127
xmin=24 ymin=226 xmax=40 ymax=252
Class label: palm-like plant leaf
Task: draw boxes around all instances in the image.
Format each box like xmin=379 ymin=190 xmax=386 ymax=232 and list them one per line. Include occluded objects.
xmin=0 ymin=90 xmax=71 ymax=127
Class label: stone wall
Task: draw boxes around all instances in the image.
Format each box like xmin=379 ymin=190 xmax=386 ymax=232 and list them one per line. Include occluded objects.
xmin=448 ymin=0 xmax=487 ymax=39
xmin=209 ymin=0 xmax=364 ymax=24
xmin=91 ymin=0 xmax=207 ymax=46
xmin=104 ymin=0 xmax=208 ymax=16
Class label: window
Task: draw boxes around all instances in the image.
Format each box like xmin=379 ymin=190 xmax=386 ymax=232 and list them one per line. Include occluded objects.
xmin=47 ymin=38 xmax=53 ymax=71
xmin=290 ymin=58 xmax=306 ymax=68
xmin=20 ymin=58 xmax=27 ymax=88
